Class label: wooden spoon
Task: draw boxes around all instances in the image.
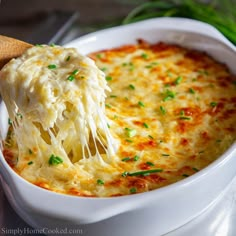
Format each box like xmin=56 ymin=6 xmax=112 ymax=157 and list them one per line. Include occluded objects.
xmin=0 ymin=35 xmax=32 ymax=70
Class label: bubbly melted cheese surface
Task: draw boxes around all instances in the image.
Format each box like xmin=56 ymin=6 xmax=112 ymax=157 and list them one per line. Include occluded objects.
xmin=1 ymin=41 xmax=236 ymax=197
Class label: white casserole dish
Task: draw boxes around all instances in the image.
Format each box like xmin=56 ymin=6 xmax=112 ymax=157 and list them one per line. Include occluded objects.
xmin=0 ymin=17 xmax=236 ymax=236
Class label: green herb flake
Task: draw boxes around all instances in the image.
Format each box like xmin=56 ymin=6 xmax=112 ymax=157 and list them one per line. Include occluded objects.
xmin=27 ymin=161 xmax=33 ymax=165
xmin=67 ymin=75 xmax=75 ymax=81
xmin=210 ymin=102 xmax=218 ymax=107
xmin=110 ymin=95 xmax=117 ymax=98
xmin=66 ymin=56 xmax=71 ymax=61
xmin=125 ymin=128 xmax=137 ymax=138
xmin=8 ymin=118 xmax=12 ymax=125
xmin=105 ymin=104 xmax=112 ymax=108
xmin=124 ymin=169 xmax=163 ymax=177
xmin=125 ymin=139 xmax=133 ymax=143
xmin=189 ymin=88 xmax=195 ymax=94
xmin=163 ymin=89 xmax=175 ymax=101
xmin=129 ymin=84 xmax=135 ymax=90
xmin=105 ymin=76 xmax=113 ymax=81
xmin=182 ymin=174 xmax=189 ymax=177
xmin=130 ymin=187 xmax=137 ymax=194
xmin=192 ymin=167 xmax=199 ymax=172
xmin=148 ymin=135 xmax=154 ymax=139
xmin=50 ymin=43 xmax=56 ymax=47
xmin=161 ymin=154 xmax=169 ymax=157
xmin=100 ymin=67 xmax=107 ymax=72
xmin=146 ymin=161 xmax=155 ymax=166
xmin=107 ymin=123 xmax=110 ymax=128
xmin=133 ymin=155 xmax=140 ymax=161
xmin=72 ymin=69 xmax=79 ymax=75
xmin=48 ymin=64 xmax=57 ymax=69
xmin=216 ymin=139 xmax=222 ymax=143
xmin=160 ymin=106 xmax=166 ymax=115
xmin=122 ymin=157 xmax=131 ymax=162
xmin=97 ymin=179 xmax=105 ymax=185
xmin=174 ymin=76 xmax=182 ymax=85
xmin=35 ymin=44 xmax=43 ymax=47
xmin=96 ymin=54 xmax=102 ymax=59
xmin=145 ymin=62 xmax=159 ymax=69
xmin=179 ymin=116 xmax=191 ymax=120
xmin=122 ymin=171 xmax=129 ymax=177
xmin=141 ymin=53 xmax=148 ymax=59
xmin=48 ymin=154 xmax=63 ymax=166
xmin=138 ymin=101 xmax=145 ymax=107
xmin=29 ymin=149 xmax=33 ymax=154
xmin=143 ymin=123 xmax=149 ymax=128
xmin=180 ymin=110 xmax=185 ymax=116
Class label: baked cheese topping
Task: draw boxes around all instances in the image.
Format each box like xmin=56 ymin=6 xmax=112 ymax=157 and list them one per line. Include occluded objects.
xmin=1 ymin=41 xmax=236 ymax=197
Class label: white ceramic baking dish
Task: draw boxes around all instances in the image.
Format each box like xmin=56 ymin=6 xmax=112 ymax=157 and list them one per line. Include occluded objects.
xmin=0 ymin=17 xmax=236 ymax=236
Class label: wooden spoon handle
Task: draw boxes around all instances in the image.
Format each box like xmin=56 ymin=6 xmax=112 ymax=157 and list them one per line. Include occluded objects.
xmin=0 ymin=35 xmax=32 ymax=70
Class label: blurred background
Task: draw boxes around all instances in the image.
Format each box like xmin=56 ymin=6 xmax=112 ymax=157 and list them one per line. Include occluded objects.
xmin=0 ymin=0 xmax=236 ymax=45
xmin=0 ymin=0 xmax=142 ymax=45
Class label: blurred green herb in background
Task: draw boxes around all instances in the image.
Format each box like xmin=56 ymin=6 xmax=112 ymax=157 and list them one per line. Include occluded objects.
xmin=122 ymin=0 xmax=236 ymax=45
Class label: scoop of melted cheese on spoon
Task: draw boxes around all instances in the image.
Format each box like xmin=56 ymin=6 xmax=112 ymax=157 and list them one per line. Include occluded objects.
xmin=0 ymin=45 xmax=118 ymax=170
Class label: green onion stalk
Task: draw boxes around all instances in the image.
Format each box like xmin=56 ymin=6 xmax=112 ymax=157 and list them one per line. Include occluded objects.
xmin=122 ymin=0 xmax=236 ymax=45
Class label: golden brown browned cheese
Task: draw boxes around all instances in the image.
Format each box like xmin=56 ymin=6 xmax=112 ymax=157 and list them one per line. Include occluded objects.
xmin=3 ymin=40 xmax=236 ymax=197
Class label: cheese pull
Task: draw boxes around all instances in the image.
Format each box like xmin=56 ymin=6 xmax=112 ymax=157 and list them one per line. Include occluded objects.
xmin=0 ymin=44 xmax=118 ymax=168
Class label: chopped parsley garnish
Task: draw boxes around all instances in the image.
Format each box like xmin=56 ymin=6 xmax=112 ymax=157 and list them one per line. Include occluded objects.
xmin=180 ymin=110 xmax=185 ymax=116
xmin=97 ymin=179 xmax=105 ymax=185
xmin=130 ymin=187 xmax=137 ymax=194
xmin=129 ymin=84 xmax=135 ymax=90
xmin=133 ymin=155 xmax=140 ymax=161
xmin=138 ymin=101 xmax=145 ymax=107
xmin=210 ymin=102 xmax=218 ymax=107
xmin=174 ymin=76 xmax=182 ymax=85
xmin=125 ymin=127 xmax=137 ymax=138
xmin=189 ymin=88 xmax=195 ymax=94
xmin=143 ymin=123 xmax=149 ymax=128
xmin=29 ymin=149 xmax=33 ymax=154
xmin=192 ymin=167 xmax=199 ymax=172
xmin=122 ymin=169 xmax=163 ymax=177
xmin=107 ymin=123 xmax=110 ymax=128
xmin=66 ymin=55 xmax=71 ymax=61
xmin=146 ymin=161 xmax=155 ymax=166
xmin=148 ymin=135 xmax=154 ymax=139
xmin=163 ymin=89 xmax=175 ymax=101
xmin=48 ymin=154 xmax=63 ymax=165
xmin=105 ymin=76 xmax=113 ymax=81
xmin=28 ymin=161 xmax=33 ymax=165
xmin=110 ymin=95 xmax=117 ymax=98
xmin=35 ymin=44 xmax=43 ymax=47
xmin=48 ymin=64 xmax=57 ymax=69
xmin=160 ymin=106 xmax=166 ymax=115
